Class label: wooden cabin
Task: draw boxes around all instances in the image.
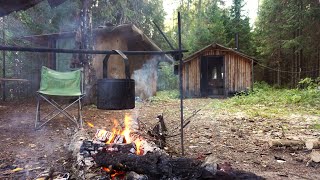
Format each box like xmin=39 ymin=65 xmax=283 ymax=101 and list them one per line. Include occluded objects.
xmin=20 ymin=24 xmax=171 ymax=99
xmin=182 ymin=43 xmax=254 ymax=97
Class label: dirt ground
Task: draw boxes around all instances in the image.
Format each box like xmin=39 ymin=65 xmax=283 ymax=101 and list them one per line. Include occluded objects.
xmin=0 ymin=98 xmax=319 ymax=179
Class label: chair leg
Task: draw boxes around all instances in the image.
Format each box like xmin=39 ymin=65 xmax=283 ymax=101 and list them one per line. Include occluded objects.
xmin=78 ymin=97 xmax=83 ymax=128
xmin=35 ymin=94 xmax=85 ymax=129
xmin=35 ymin=95 xmax=40 ymax=130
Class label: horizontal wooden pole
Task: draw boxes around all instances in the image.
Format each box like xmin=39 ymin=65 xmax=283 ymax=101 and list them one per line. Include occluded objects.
xmin=0 ymin=45 xmax=187 ymax=56
xmin=0 ymin=78 xmax=29 ymax=82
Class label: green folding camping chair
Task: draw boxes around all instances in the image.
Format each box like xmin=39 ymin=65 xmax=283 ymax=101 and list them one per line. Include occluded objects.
xmin=35 ymin=66 xmax=85 ymax=129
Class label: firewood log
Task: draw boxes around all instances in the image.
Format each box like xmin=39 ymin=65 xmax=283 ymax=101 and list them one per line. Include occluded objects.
xmin=310 ymin=150 xmax=320 ymax=163
xmin=268 ymin=139 xmax=304 ymax=149
xmin=305 ymin=140 xmax=320 ymax=150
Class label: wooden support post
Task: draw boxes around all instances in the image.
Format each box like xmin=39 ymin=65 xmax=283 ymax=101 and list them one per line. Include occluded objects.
xmin=178 ymin=12 xmax=184 ymax=156
xmin=2 ymin=17 xmax=6 ymax=101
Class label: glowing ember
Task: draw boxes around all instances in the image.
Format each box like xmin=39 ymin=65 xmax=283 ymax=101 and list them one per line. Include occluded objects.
xmin=103 ymin=167 xmax=110 ymax=173
xmin=102 ymin=167 xmax=125 ymax=179
xmin=86 ymin=122 xmax=94 ymax=128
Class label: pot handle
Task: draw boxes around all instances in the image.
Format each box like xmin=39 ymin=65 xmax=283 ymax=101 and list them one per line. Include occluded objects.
xmin=113 ymin=50 xmax=130 ymax=79
xmin=103 ymin=50 xmax=130 ymax=79
xmin=112 ymin=50 xmax=133 ymax=99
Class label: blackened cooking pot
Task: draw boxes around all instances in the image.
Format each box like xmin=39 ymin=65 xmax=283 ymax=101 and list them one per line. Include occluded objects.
xmin=97 ymin=50 xmax=135 ymax=110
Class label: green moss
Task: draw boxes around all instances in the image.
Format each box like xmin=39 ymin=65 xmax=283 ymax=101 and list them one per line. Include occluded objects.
xmin=311 ymin=124 xmax=320 ymax=130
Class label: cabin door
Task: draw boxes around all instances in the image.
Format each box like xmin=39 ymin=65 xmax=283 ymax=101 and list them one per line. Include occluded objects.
xmin=200 ymin=56 xmax=224 ymax=96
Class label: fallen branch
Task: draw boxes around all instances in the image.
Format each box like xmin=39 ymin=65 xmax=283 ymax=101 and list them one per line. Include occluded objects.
xmin=268 ymin=139 xmax=304 ymax=149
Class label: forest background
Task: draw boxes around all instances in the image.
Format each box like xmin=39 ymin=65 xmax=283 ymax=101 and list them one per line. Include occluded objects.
xmin=0 ymin=0 xmax=320 ymax=95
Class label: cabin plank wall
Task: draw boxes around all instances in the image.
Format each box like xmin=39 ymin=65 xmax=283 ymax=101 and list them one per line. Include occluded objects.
xmin=183 ymin=47 xmax=252 ymax=97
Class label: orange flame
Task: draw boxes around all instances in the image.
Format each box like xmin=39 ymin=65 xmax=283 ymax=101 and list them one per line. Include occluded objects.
xmin=106 ymin=119 xmax=120 ymax=144
xmin=86 ymin=122 xmax=94 ymax=128
xmin=135 ymin=139 xmax=142 ymax=155
xmin=104 ymin=114 xmax=143 ymax=155
xmin=121 ymin=114 xmax=132 ymax=143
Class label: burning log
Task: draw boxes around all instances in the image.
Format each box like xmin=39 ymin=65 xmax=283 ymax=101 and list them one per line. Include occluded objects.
xmin=95 ymin=150 xmax=203 ymax=179
xmin=94 ymin=151 xmax=264 ymax=179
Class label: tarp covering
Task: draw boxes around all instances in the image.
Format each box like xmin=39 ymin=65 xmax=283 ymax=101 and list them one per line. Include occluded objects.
xmin=39 ymin=66 xmax=82 ymax=96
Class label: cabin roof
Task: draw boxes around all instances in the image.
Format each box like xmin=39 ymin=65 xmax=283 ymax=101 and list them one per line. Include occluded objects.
xmin=0 ymin=0 xmax=67 ymax=17
xmin=183 ymin=43 xmax=255 ymax=63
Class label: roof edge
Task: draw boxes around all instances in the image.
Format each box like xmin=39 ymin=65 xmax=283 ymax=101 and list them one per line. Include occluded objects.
xmin=183 ymin=43 xmax=255 ymax=63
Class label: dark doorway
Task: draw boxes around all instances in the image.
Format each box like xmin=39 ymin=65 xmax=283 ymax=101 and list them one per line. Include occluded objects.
xmin=200 ymin=56 xmax=224 ymax=96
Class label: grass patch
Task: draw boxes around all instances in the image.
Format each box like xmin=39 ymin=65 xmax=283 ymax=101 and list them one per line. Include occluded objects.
xmin=210 ymin=82 xmax=320 ymax=118
xmin=311 ymin=124 xmax=320 ymax=130
xmin=150 ymin=90 xmax=179 ymax=102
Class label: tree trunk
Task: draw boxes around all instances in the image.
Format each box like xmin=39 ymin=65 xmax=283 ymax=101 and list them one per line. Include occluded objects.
xmin=80 ymin=0 xmax=96 ymax=105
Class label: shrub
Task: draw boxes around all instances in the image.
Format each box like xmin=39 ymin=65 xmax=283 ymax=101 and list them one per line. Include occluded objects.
xmin=297 ymin=77 xmax=318 ymax=89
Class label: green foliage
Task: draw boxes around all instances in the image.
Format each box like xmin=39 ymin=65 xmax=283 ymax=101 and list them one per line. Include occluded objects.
xmin=253 ymin=0 xmax=320 ymax=86
xmin=297 ymin=77 xmax=319 ymax=89
xmin=223 ymin=0 xmax=253 ymax=55
xmin=210 ymin=81 xmax=320 ymax=118
xmin=157 ymin=63 xmax=178 ymax=91
xmin=168 ymin=0 xmax=253 ymax=56
xmin=92 ymin=0 xmax=166 ymax=48
xmin=149 ymin=90 xmax=179 ymax=102
xmin=9 ymin=0 xmax=80 ymax=36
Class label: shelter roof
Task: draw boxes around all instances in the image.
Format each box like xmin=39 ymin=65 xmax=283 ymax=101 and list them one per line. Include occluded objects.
xmin=0 ymin=0 xmax=67 ymax=17
xmin=18 ymin=24 xmax=173 ymax=62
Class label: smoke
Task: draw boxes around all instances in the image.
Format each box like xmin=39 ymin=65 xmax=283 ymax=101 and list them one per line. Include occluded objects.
xmin=132 ymin=57 xmax=159 ymax=100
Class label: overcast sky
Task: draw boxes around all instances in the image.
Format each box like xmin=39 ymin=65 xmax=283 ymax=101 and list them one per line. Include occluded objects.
xmin=163 ymin=0 xmax=259 ymax=27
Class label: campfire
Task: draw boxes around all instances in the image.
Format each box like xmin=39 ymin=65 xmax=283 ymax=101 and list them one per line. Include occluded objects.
xmin=70 ymin=114 xmax=263 ymax=180
xmin=80 ymin=114 xmax=157 ymax=179
xmin=91 ymin=115 xmax=144 ymax=155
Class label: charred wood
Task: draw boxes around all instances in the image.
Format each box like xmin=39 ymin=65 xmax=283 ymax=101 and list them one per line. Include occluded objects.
xmin=147 ymin=114 xmax=167 ymax=149
xmin=94 ymin=151 xmax=264 ymax=180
